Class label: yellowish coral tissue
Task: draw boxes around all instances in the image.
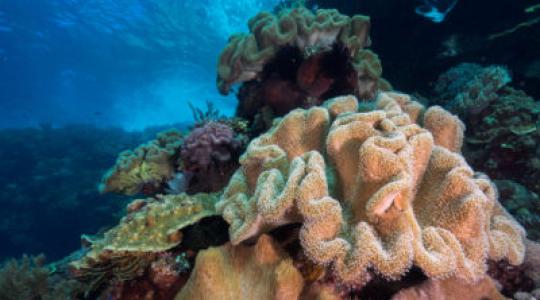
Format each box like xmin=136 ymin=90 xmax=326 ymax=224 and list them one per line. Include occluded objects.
xmin=78 ymin=193 xmax=219 ymax=268
xmin=216 ymin=92 xmax=526 ymax=286
xmin=99 ymin=129 xmax=183 ymax=195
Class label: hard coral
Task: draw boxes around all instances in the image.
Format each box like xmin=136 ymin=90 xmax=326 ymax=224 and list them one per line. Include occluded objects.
xmin=100 ymin=129 xmax=183 ymax=196
xmin=434 ymin=63 xmax=511 ymax=117
xmin=217 ymin=92 xmax=525 ymax=287
xmin=495 ymin=180 xmax=540 ymax=241
xmin=462 ymin=86 xmax=540 ymax=198
xmin=175 ymin=234 xmax=304 ymax=300
xmin=72 ymin=193 xmax=218 ymax=295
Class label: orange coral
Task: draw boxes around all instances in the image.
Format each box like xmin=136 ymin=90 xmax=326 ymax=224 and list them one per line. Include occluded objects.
xmin=391 ymin=276 xmax=505 ymax=300
xmin=217 ymin=92 xmax=525 ymax=286
xmin=174 ymin=234 xmax=304 ymax=300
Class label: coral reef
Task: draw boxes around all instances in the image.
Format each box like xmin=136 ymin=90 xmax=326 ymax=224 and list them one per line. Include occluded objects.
xmin=0 ymin=254 xmax=85 ymax=300
xmin=100 ymin=118 xmax=248 ymax=196
xmin=180 ymin=122 xmax=246 ymax=193
xmin=175 ymin=234 xmax=304 ymax=300
xmin=433 ymin=63 xmax=511 ymax=117
xmin=222 ymin=7 xmax=390 ymax=134
xmin=217 ymin=92 xmax=525 ymax=287
xmin=99 ymin=129 xmax=184 ymax=196
xmin=432 ymin=64 xmax=540 ymax=242
xmin=180 ymin=122 xmax=241 ymax=172
xmin=488 ymin=258 xmax=535 ymax=297
xmin=487 ymin=239 xmax=540 ymax=299
xmin=217 ymin=7 xmax=373 ymax=94
xmin=0 ymin=125 xmax=158 ymax=260
xmin=495 ymin=180 xmax=540 ymax=241
xmin=461 ymin=86 xmax=540 ymax=196
xmin=78 ymin=193 xmax=219 ymax=259
xmin=391 ymin=276 xmax=505 ymax=300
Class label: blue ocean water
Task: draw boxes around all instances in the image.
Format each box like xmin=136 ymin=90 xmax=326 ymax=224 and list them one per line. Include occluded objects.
xmin=0 ymin=0 xmax=280 ymax=261
xmin=0 ymin=0 xmax=278 ymax=130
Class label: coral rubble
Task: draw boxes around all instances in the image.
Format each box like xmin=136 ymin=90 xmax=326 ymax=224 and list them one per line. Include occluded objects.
xmin=217 ymin=92 xmax=525 ymax=287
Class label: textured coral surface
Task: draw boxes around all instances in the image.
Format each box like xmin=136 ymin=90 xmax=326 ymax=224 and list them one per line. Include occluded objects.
xmin=175 ymin=234 xmax=304 ymax=300
xmin=100 ymin=129 xmax=183 ymax=196
xmin=391 ymin=276 xmax=505 ymax=300
xmin=217 ymin=7 xmax=372 ymax=95
xmin=217 ymin=92 xmax=525 ymax=286
xmin=76 ymin=193 xmax=219 ymax=266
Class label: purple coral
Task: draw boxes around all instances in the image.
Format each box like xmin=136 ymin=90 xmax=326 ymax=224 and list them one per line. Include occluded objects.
xmin=180 ymin=122 xmax=241 ymax=172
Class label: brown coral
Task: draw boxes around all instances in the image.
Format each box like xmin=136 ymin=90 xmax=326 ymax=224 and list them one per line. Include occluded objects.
xmin=174 ymin=234 xmax=304 ymax=300
xmin=219 ymin=7 xmax=390 ymax=124
xmin=216 ymin=92 xmax=525 ymax=287
xmin=217 ymin=7 xmax=371 ymax=95
xmin=100 ymin=129 xmax=183 ymax=196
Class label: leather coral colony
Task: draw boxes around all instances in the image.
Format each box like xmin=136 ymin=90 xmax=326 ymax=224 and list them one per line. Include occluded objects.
xmin=219 ymin=6 xmax=390 ymax=131
xmin=216 ymin=92 xmax=526 ymax=286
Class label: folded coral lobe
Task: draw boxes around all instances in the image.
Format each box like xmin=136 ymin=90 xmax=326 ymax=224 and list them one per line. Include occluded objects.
xmin=216 ymin=92 xmax=526 ymax=286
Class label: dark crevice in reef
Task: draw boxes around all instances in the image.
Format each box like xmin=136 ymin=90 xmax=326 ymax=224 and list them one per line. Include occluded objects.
xmin=236 ymin=42 xmax=358 ymax=137
xmin=354 ymin=267 xmax=427 ymax=299
xmin=180 ymin=216 xmax=230 ymax=251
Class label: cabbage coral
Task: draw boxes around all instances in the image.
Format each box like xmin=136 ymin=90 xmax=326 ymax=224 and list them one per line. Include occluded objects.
xmin=216 ymin=92 xmax=525 ymax=286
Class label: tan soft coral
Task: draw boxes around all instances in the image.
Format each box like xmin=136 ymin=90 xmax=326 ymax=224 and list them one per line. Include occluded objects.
xmin=99 ymin=129 xmax=183 ymax=196
xmin=174 ymin=234 xmax=304 ymax=300
xmin=217 ymin=7 xmax=382 ymax=96
xmin=216 ymin=92 xmax=525 ymax=286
